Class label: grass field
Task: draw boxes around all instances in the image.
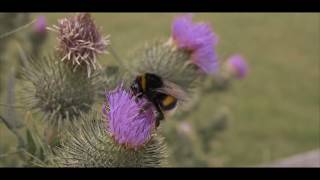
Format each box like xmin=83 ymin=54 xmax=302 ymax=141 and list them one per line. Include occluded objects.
xmin=0 ymin=13 xmax=319 ymax=166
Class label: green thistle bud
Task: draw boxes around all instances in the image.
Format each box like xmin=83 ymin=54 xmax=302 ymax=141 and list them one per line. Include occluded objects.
xmin=19 ymin=54 xmax=103 ymax=130
xmin=126 ymin=40 xmax=199 ymax=93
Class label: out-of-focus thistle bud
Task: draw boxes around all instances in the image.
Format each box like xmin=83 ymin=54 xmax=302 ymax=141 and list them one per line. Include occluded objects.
xmin=46 ymin=86 xmax=167 ymax=167
xmin=33 ymin=16 xmax=47 ymax=34
xmin=48 ymin=13 xmax=110 ymax=77
xmin=19 ymin=54 xmax=103 ymax=131
xmin=226 ymin=54 xmax=249 ymax=79
xmin=29 ymin=16 xmax=48 ymax=57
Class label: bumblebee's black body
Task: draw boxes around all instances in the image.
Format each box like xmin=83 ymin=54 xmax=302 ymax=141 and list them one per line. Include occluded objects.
xmin=131 ymin=73 xmax=177 ymax=127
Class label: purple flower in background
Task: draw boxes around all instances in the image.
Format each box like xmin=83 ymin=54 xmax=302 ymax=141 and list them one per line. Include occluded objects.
xmin=227 ymin=54 xmax=249 ymax=79
xmin=171 ymin=14 xmax=219 ymax=75
xmin=34 ymin=16 xmax=47 ymax=34
xmin=103 ymin=86 xmax=156 ymax=150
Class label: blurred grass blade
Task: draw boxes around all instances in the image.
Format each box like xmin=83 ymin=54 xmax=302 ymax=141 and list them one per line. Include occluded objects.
xmin=5 ymin=67 xmax=24 ymax=128
xmin=0 ymin=115 xmax=14 ymax=131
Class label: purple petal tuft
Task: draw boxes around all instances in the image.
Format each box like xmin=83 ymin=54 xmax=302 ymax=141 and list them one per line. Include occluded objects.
xmin=171 ymin=14 xmax=219 ymax=74
xmin=103 ymin=86 xmax=156 ymax=149
xmin=191 ymin=44 xmax=219 ymax=75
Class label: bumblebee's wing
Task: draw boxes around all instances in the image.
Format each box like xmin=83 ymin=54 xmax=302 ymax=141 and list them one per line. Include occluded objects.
xmin=155 ymin=80 xmax=189 ymax=102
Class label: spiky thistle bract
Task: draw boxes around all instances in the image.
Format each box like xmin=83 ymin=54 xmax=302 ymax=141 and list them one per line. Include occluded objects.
xmin=46 ymin=110 xmax=168 ymax=167
xmin=126 ymin=40 xmax=199 ymax=94
xmin=19 ymin=54 xmax=104 ymax=130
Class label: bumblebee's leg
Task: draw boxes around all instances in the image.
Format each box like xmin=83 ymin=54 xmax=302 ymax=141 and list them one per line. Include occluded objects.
xmin=134 ymin=92 xmax=144 ymax=102
xmin=155 ymin=112 xmax=164 ymax=128
xmin=139 ymin=101 xmax=153 ymax=113
xmin=153 ymin=102 xmax=164 ymax=128
xmin=155 ymin=118 xmax=160 ymax=128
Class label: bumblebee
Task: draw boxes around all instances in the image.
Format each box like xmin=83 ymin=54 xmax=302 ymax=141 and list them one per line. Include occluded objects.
xmin=130 ymin=73 xmax=187 ymax=127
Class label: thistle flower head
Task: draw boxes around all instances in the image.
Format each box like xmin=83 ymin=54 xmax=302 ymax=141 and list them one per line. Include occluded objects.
xmin=171 ymin=14 xmax=219 ymax=75
xmin=46 ymin=111 xmax=167 ymax=167
xmin=34 ymin=16 xmax=47 ymax=34
xmin=50 ymin=13 xmax=110 ymax=77
xmin=103 ymin=86 xmax=156 ymax=150
xmin=227 ymin=54 xmax=249 ymax=79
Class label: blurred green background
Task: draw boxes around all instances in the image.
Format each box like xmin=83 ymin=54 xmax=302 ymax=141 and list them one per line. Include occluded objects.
xmin=0 ymin=13 xmax=319 ymax=167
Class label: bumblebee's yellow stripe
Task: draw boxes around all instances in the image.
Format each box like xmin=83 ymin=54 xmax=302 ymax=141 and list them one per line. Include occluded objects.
xmin=162 ymin=96 xmax=176 ymax=107
xmin=141 ymin=75 xmax=147 ymax=92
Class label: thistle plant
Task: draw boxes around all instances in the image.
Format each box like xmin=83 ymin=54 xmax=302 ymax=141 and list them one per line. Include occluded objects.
xmin=17 ymin=13 xmax=111 ymax=141
xmin=0 ymin=13 xmax=250 ymax=167
xmin=46 ymin=86 xmax=167 ymax=167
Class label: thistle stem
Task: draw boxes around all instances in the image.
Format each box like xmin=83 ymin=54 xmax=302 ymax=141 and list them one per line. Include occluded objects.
xmin=0 ymin=103 xmax=26 ymax=109
xmin=108 ymin=45 xmax=127 ymax=71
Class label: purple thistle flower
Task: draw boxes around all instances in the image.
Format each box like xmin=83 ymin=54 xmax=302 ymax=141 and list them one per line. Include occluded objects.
xmin=34 ymin=16 xmax=47 ymax=34
xmin=227 ymin=54 xmax=249 ymax=79
xmin=49 ymin=13 xmax=110 ymax=77
xmin=103 ymin=86 xmax=156 ymax=150
xmin=171 ymin=14 xmax=219 ymax=75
